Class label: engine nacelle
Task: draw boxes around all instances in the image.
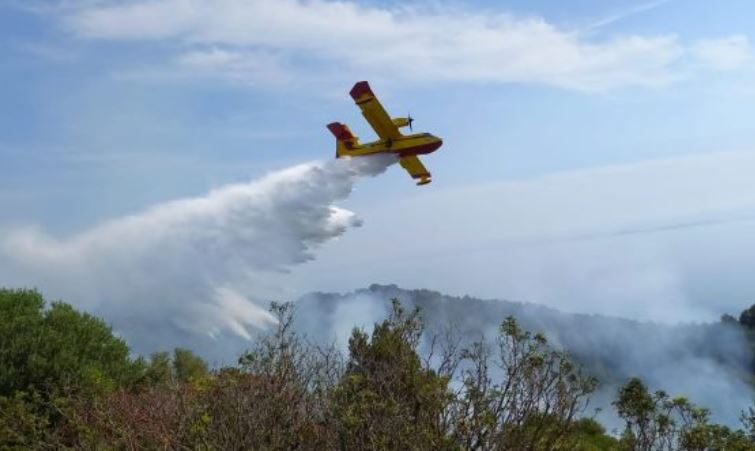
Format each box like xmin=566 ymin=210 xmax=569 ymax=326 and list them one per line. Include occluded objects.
xmin=392 ymin=117 xmax=412 ymax=128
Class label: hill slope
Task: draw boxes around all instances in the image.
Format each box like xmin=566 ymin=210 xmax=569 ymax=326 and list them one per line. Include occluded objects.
xmin=296 ymin=284 xmax=753 ymax=427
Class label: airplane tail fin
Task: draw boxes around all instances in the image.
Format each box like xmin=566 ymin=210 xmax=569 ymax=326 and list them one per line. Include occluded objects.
xmin=327 ymin=122 xmax=358 ymax=158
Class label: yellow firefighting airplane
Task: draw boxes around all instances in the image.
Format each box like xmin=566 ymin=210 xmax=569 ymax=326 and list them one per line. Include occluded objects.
xmin=327 ymin=81 xmax=443 ymax=185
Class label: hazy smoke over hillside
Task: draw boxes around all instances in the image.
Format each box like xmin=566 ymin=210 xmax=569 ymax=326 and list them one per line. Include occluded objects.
xmin=296 ymin=285 xmax=754 ymax=428
xmin=0 ymin=156 xmax=396 ymax=356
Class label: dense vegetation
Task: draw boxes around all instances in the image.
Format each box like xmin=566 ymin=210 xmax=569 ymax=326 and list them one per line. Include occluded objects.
xmin=2 ymin=287 xmax=755 ymax=450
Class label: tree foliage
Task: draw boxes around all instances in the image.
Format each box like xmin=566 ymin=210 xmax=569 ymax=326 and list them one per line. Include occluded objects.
xmin=2 ymin=290 xmax=755 ymax=450
xmin=615 ymin=377 xmax=755 ymax=451
xmin=0 ymin=288 xmax=140 ymax=398
xmin=740 ymin=305 xmax=755 ymax=331
xmin=141 ymin=348 xmax=209 ymax=386
xmin=0 ymin=288 xmax=145 ymax=448
xmin=448 ymin=316 xmax=598 ymax=450
xmin=332 ymin=300 xmax=455 ymax=450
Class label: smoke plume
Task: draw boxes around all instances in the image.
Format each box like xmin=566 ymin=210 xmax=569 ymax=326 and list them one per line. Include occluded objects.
xmin=296 ymin=285 xmax=754 ymax=428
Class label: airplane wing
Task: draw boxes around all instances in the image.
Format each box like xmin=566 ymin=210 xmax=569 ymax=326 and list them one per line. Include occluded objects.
xmin=399 ymin=155 xmax=432 ymax=185
xmin=349 ymin=81 xmax=402 ymax=140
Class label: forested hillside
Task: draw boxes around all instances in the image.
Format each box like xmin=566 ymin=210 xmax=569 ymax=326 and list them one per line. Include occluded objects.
xmin=298 ymin=284 xmax=755 ymax=426
xmin=3 ymin=287 xmax=755 ymax=449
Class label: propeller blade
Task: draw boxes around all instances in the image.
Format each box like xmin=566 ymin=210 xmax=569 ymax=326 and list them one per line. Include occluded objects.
xmin=408 ymin=113 xmax=414 ymax=131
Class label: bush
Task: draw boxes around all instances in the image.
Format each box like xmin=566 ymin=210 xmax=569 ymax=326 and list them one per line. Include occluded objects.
xmin=0 ymin=288 xmax=140 ymax=398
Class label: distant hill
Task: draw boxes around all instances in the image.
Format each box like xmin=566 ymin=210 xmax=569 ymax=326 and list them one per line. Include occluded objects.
xmin=296 ymin=284 xmax=753 ymax=427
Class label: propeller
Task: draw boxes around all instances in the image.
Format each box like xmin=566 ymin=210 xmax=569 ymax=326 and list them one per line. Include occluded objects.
xmin=407 ymin=113 xmax=414 ymax=131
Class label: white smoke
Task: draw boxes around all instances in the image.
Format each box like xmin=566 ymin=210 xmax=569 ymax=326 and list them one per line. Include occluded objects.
xmin=296 ymin=286 xmax=754 ymax=428
xmin=0 ymin=155 xmax=396 ymax=357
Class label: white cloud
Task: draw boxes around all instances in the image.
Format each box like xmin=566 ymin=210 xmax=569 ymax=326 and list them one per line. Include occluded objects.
xmin=0 ymin=155 xmax=396 ymax=355
xmin=61 ymin=0 xmax=688 ymax=91
xmin=176 ymin=48 xmax=291 ymax=85
xmin=693 ymin=35 xmax=752 ymax=71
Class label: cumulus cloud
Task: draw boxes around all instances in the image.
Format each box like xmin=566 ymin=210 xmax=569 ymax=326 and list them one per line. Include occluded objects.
xmin=58 ymin=0 xmax=689 ymax=91
xmin=0 ymin=155 xmax=396 ymax=356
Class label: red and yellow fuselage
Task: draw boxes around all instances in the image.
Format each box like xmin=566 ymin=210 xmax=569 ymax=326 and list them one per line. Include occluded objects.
xmin=327 ymin=124 xmax=442 ymax=158
xmin=327 ymin=81 xmax=442 ymax=185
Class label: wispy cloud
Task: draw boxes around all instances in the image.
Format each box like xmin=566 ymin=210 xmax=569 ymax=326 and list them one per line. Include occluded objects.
xmin=175 ymin=48 xmax=292 ymax=85
xmin=693 ymin=35 xmax=752 ymax=71
xmin=18 ymin=41 xmax=81 ymax=62
xmin=55 ymin=0 xmax=694 ymax=91
xmin=583 ymin=0 xmax=672 ymax=31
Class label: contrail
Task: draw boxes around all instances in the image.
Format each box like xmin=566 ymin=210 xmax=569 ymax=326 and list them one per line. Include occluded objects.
xmin=582 ymin=0 xmax=672 ymax=32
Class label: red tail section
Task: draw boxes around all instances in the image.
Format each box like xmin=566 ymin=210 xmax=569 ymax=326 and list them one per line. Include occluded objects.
xmin=326 ymin=122 xmax=357 ymax=157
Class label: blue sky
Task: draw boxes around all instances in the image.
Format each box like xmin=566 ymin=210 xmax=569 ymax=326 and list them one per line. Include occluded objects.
xmin=2 ymin=0 xmax=755 ymax=326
